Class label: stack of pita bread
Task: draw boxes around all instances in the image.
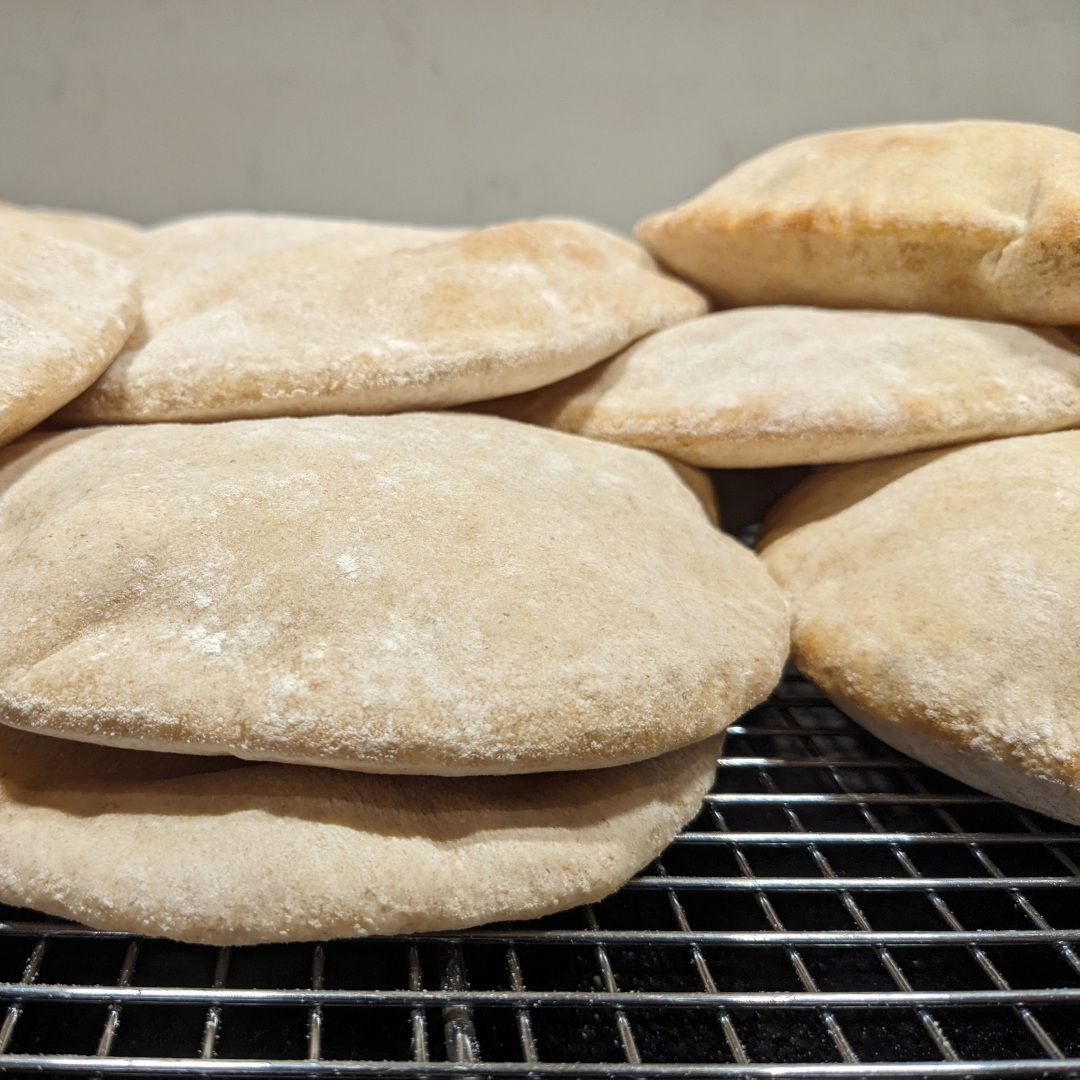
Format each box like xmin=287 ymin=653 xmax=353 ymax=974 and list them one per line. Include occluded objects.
xmin=0 ymin=205 xmax=790 ymax=943
xmin=482 ymin=119 xmax=1080 ymax=826
xmin=7 ymin=117 xmax=1079 ymax=944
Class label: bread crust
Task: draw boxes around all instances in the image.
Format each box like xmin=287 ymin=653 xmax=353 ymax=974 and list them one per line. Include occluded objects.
xmin=59 ymin=219 xmax=705 ymax=423
xmin=478 ymin=307 xmax=1080 ymax=467
xmin=0 ymin=413 xmax=786 ymax=774
xmin=636 ymin=121 xmax=1080 ymax=325
xmin=0 ymin=224 xmax=140 ymax=448
xmin=759 ymin=432 xmax=1080 ymax=824
xmin=0 ymin=723 xmax=722 ymax=944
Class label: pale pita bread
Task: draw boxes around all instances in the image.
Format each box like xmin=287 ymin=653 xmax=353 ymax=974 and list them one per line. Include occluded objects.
xmin=0 ymin=413 xmax=786 ymax=774
xmin=57 ymin=220 xmax=705 ymax=424
xmin=636 ymin=121 xmax=1080 ymax=325
xmin=0 ymin=224 xmax=140 ymax=447
xmin=0 ymin=722 xmax=720 ymax=944
xmin=758 ymin=432 xmax=1080 ymax=824
xmin=122 ymin=211 xmax=465 ymax=351
xmin=479 ymin=308 xmax=1080 ymax=467
xmin=0 ymin=201 xmax=143 ymax=262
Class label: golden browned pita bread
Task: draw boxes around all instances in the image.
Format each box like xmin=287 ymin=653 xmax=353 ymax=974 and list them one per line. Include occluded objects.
xmin=0 ymin=722 xmax=720 ymax=944
xmin=0 ymin=224 xmax=139 ymax=447
xmin=759 ymin=432 xmax=1080 ymax=823
xmin=58 ymin=219 xmax=704 ymax=424
xmin=636 ymin=121 xmax=1080 ymax=324
xmin=0 ymin=413 xmax=786 ymax=774
xmin=479 ymin=307 xmax=1080 ymax=466
xmin=0 ymin=201 xmax=143 ymax=262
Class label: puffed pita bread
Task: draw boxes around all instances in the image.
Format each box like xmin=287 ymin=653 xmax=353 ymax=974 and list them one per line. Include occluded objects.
xmin=758 ymin=432 xmax=1080 ymax=824
xmin=0 ymin=201 xmax=143 ymax=262
xmin=0 ymin=413 xmax=786 ymax=774
xmin=479 ymin=308 xmax=1080 ymax=467
xmin=0 ymin=224 xmax=140 ymax=447
xmin=636 ymin=121 xmax=1080 ymax=325
xmin=0 ymin=723 xmax=720 ymax=945
xmin=121 ymin=211 xmax=466 ymax=351
xmin=57 ymin=220 xmax=705 ymax=424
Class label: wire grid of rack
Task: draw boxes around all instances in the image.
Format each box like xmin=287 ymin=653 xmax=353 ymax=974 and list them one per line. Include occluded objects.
xmin=1 ymin=670 xmax=1079 ymax=1077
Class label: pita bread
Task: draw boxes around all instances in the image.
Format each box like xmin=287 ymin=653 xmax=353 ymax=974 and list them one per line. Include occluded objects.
xmin=479 ymin=308 xmax=1080 ymax=467
xmin=758 ymin=432 xmax=1080 ymax=824
xmin=0 ymin=224 xmax=140 ymax=447
xmin=0 ymin=413 xmax=786 ymax=774
xmin=0 ymin=201 xmax=143 ymax=262
xmin=636 ymin=121 xmax=1080 ymax=325
xmin=56 ymin=220 xmax=705 ymax=425
xmin=0 ymin=722 xmax=720 ymax=945
xmin=122 ymin=211 xmax=465 ymax=351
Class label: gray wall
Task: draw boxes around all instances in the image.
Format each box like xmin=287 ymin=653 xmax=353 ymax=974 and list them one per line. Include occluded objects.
xmin=2 ymin=0 xmax=1079 ymax=231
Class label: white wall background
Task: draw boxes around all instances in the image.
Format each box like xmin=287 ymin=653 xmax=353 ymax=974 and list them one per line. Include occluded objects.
xmin=2 ymin=0 xmax=1079 ymax=232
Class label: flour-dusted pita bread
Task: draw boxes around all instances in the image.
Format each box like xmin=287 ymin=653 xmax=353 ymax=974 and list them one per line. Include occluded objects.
xmin=0 ymin=201 xmax=143 ymax=262
xmin=121 ymin=211 xmax=466 ymax=351
xmin=57 ymin=220 xmax=705 ymax=424
xmin=0 ymin=723 xmax=720 ymax=945
xmin=758 ymin=432 xmax=1080 ymax=824
xmin=0 ymin=413 xmax=785 ymax=773
xmin=0 ymin=225 xmax=140 ymax=447
xmin=636 ymin=121 xmax=1080 ymax=325
xmin=479 ymin=308 xmax=1080 ymax=467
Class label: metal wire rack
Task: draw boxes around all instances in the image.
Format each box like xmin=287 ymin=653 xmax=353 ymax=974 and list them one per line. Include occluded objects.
xmin=1 ymin=670 xmax=1079 ymax=1077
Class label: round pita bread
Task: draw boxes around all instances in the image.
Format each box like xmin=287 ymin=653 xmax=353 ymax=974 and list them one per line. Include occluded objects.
xmin=758 ymin=432 xmax=1080 ymax=824
xmin=121 ymin=211 xmax=466 ymax=352
xmin=0 ymin=201 xmax=143 ymax=262
xmin=56 ymin=220 xmax=705 ymax=425
xmin=479 ymin=308 xmax=1080 ymax=467
xmin=0 ymin=413 xmax=786 ymax=774
xmin=636 ymin=121 xmax=1080 ymax=325
xmin=0 ymin=722 xmax=720 ymax=944
xmin=0 ymin=224 xmax=140 ymax=448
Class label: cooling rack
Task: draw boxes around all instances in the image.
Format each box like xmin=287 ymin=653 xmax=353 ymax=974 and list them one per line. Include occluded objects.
xmin=1 ymin=670 xmax=1079 ymax=1077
